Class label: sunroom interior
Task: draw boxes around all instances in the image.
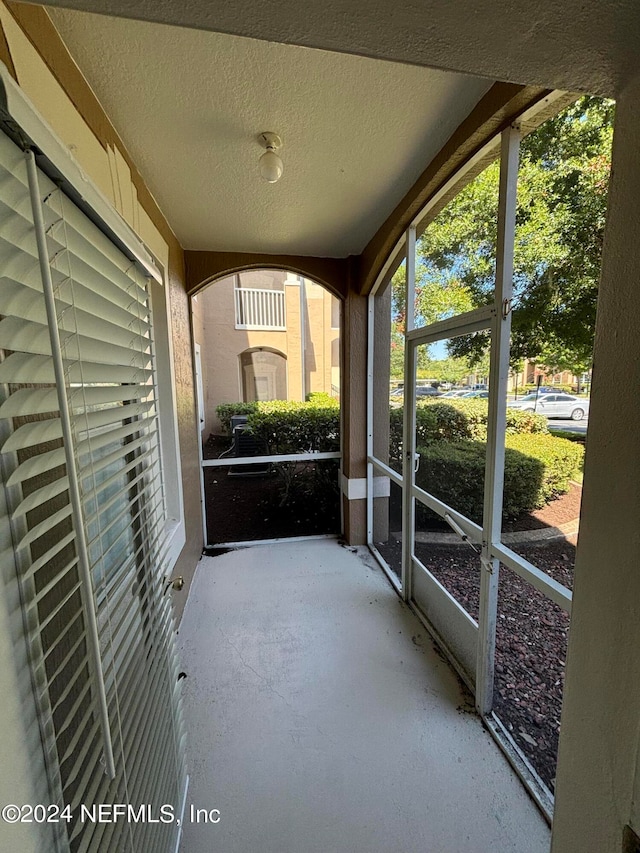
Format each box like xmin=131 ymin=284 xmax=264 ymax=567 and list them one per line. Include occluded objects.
xmin=1 ymin=1 xmax=639 ymax=852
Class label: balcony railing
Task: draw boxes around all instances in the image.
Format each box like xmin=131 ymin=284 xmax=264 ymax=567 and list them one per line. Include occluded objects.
xmin=235 ymin=287 xmax=286 ymax=330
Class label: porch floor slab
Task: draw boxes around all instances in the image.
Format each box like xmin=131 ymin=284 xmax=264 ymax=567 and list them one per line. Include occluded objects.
xmin=177 ymin=540 xmax=550 ymax=853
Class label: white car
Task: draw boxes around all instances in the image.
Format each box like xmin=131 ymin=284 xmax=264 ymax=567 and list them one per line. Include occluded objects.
xmin=508 ymin=392 xmax=589 ymax=420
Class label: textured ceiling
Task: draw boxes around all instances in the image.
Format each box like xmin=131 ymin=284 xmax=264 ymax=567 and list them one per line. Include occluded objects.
xmin=39 ymin=0 xmax=640 ymax=97
xmin=48 ymin=9 xmax=492 ymax=256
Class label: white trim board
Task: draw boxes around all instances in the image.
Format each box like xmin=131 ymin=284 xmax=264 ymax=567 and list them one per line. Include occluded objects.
xmin=341 ymin=475 xmax=390 ymax=500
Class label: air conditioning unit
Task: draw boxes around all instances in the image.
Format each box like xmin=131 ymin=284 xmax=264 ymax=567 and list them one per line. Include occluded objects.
xmin=229 ymin=415 xmax=269 ymax=476
xmin=230 ymin=415 xmax=258 ymax=456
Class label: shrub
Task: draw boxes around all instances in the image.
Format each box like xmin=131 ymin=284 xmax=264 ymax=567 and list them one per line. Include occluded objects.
xmin=305 ymin=391 xmax=338 ymax=405
xmin=215 ymin=399 xmax=340 ymax=507
xmin=440 ymin=399 xmax=490 ymax=441
xmin=504 ymin=408 xmax=550 ymax=436
xmin=216 ymin=398 xmax=340 ymax=443
xmin=434 ymin=398 xmax=549 ymax=440
xmin=416 ymin=441 xmax=487 ymax=522
xmin=505 ymin=433 xmax=583 ymax=505
xmin=415 ymin=433 xmax=583 ymax=522
xmin=246 ymin=400 xmax=340 ymax=454
xmin=388 ymin=399 xmax=548 ymax=465
xmin=389 ymin=403 xmax=464 ymax=462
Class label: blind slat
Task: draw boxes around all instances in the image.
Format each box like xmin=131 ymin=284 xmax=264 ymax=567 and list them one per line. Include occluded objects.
xmin=0 ymin=383 xmax=151 ymax=420
xmin=0 ymin=351 xmax=153 ymax=385
xmin=0 ymin=316 xmax=152 ymax=371
xmin=1 ymin=277 xmax=152 ymax=352
xmin=45 ymin=191 xmax=149 ymax=304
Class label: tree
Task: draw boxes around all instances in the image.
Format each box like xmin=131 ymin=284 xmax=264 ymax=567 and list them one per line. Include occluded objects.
xmin=402 ymin=96 xmax=614 ymax=374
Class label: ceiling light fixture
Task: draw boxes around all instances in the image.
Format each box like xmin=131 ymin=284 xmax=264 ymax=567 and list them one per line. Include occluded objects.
xmin=259 ymin=132 xmax=283 ymax=183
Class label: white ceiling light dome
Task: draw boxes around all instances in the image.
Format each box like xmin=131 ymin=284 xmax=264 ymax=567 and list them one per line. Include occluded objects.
xmin=259 ymin=132 xmax=283 ymax=183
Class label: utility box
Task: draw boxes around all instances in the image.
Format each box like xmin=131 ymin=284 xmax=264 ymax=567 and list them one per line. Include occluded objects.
xmin=229 ymin=415 xmax=269 ymax=476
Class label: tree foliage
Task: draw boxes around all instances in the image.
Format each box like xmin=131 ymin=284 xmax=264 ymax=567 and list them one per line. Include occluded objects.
xmin=392 ymin=97 xmax=614 ymax=374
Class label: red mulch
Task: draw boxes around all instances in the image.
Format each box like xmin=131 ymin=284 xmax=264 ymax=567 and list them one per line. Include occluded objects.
xmin=505 ymin=483 xmax=583 ymax=531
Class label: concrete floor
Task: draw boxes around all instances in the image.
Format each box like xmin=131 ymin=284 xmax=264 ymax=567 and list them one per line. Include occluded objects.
xmin=177 ymin=540 xmax=550 ymax=853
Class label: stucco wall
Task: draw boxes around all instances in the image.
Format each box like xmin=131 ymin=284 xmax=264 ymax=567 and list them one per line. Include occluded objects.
xmin=551 ymin=73 xmax=640 ymax=853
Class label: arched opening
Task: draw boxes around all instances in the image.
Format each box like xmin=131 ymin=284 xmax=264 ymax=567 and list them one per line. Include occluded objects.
xmin=191 ymin=268 xmax=342 ymax=547
xmin=240 ymin=348 xmax=287 ymax=402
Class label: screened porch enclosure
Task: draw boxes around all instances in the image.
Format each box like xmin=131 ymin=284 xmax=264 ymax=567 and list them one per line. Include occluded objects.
xmin=366 ymin=110 xmax=589 ymax=815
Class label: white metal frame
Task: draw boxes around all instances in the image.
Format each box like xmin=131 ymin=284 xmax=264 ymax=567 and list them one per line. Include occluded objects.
xmin=203 ymin=451 xmax=341 ymax=468
xmin=365 ymin=123 xmax=572 ymax=819
xmin=476 ymin=125 xmax=520 ymax=715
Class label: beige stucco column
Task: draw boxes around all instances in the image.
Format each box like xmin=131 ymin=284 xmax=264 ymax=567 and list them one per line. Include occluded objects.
xmin=341 ymin=286 xmax=368 ymax=544
xmin=372 ymin=282 xmax=392 ymax=541
xmin=551 ymin=73 xmax=640 ymax=853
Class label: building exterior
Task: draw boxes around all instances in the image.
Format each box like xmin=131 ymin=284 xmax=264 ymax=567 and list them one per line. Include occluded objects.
xmin=522 ymin=360 xmax=591 ymax=390
xmin=0 ymin=3 xmax=639 ymax=853
xmin=508 ymin=359 xmax=592 ymax=393
xmin=193 ymin=270 xmax=340 ymax=437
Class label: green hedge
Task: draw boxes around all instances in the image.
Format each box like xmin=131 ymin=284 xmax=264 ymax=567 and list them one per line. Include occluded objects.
xmin=305 ymin=391 xmax=338 ymax=405
xmin=247 ymin=400 xmax=339 ymax=454
xmin=389 ymin=399 xmax=548 ymax=465
xmin=215 ymin=399 xmax=340 ymax=453
xmin=415 ymin=433 xmax=583 ymax=522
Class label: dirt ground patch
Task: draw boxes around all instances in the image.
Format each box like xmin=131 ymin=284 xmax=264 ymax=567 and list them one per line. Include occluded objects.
xmin=203 ymin=435 xmax=339 ymax=543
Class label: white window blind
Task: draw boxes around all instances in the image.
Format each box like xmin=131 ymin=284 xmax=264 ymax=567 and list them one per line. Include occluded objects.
xmin=0 ymin=129 xmax=186 ymax=853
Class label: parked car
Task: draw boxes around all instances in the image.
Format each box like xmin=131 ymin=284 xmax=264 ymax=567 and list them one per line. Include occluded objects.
xmin=389 ymin=386 xmax=441 ymax=406
xmin=390 ymin=386 xmax=441 ymax=397
xmin=460 ymin=390 xmax=489 ymax=398
xmin=508 ymin=392 xmax=589 ymax=420
xmin=517 ymin=385 xmax=555 ymax=395
xmin=440 ymin=389 xmax=469 ymax=398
